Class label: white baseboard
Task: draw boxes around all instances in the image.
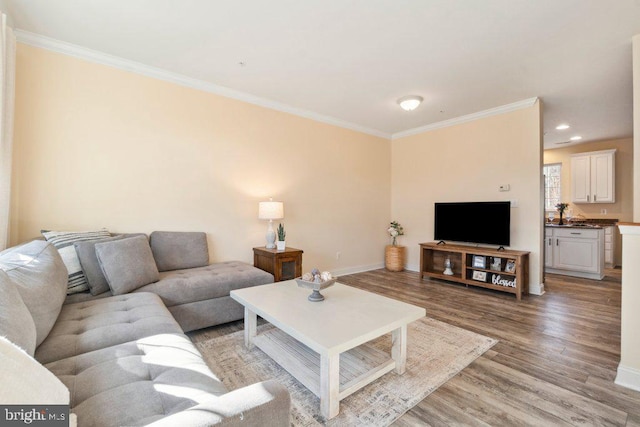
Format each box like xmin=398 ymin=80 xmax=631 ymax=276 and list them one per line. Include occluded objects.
xmin=405 ymin=263 xmax=419 ymax=272
xmin=615 ymin=364 xmax=640 ymax=392
xmin=333 ymin=263 xmax=384 ymax=277
xmin=528 ymin=282 xmax=545 ymax=296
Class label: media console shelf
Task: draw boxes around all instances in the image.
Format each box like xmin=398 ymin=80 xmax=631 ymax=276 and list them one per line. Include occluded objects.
xmin=419 ymin=242 xmax=529 ymax=300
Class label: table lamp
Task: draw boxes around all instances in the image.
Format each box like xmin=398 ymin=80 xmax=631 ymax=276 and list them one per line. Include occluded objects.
xmin=258 ymin=198 xmax=284 ymax=249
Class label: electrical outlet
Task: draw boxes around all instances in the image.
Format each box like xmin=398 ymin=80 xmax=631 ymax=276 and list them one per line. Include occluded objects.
xmin=601 ymin=208 xmax=607 ymax=214
xmin=336 ymin=252 xmax=341 ymax=260
xmin=499 ymin=184 xmax=510 ymax=192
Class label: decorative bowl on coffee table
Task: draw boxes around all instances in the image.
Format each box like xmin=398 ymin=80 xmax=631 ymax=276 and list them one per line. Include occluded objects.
xmin=295 ymin=277 xmax=337 ymax=301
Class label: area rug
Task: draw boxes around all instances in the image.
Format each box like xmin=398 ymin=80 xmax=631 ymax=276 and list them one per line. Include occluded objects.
xmin=193 ymin=317 xmax=497 ymax=426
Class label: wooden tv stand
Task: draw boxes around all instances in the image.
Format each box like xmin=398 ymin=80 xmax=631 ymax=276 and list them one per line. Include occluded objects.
xmin=419 ymin=242 xmax=529 ymax=300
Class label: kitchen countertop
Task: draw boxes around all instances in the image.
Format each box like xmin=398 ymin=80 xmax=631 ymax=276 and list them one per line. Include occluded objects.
xmin=545 ymin=218 xmax=618 ymax=229
xmin=546 ymin=224 xmax=604 ymax=229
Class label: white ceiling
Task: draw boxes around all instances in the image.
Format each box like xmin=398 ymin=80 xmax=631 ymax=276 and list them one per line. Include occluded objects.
xmin=6 ymin=0 xmax=640 ymax=147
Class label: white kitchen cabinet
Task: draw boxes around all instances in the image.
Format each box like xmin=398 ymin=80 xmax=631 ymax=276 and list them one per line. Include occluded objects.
xmin=545 ymin=227 xmax=604 ymax=280
xmin=604 ymin=226 xmax=616 ymax=267
xmin=571 ymin=149 xmax=616 ymax=204
xmin=544 ymin=228 xmax=553 ymax=268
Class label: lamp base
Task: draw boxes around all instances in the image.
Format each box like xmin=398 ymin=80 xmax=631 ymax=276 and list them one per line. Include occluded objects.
xmin=265 ymin=221 xmax=276 ymax=249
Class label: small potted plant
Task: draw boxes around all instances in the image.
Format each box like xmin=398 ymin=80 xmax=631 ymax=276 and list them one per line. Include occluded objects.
xmin=385 ymin=221 xmax=406 ymax=271
xmin=555 ymin=202 xmax=569 ymax=225
xmin=276 ymin=223 xmax=286 ymax=251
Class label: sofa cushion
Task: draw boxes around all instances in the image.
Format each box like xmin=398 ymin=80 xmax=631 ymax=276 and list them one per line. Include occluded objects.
xmin=42 ymin=229 xmax=111 ymax=294
xmin=168 ymin=296 xmax=245 ymax=333
xmin=45 ymin=333 xmax=227 ymax=427
xmin=96 ymin=235 xmax=159 ymax=295
xmin=135 ymin=261 xmax=274 ymax=307
xmin=35 ymin=293 xmax=182 ymax=364
xmin=0 ymin=270 xmax=37 ymax=355
xmin=75 ymin=233 xmax=146 ymax=295
xmin=0 ymin=240 xmax=68 ymax=347
xmin=150 ymin=231 xmax=209 ymax=272
xmin=0 ymin=336 xmax=70 ymax=405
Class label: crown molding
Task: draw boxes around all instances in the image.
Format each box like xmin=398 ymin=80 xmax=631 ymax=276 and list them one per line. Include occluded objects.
xmin=15 ymin=30 xmax=539 ymax=142
xmin=391 ymin=97 xmax=539 ymax=140
xmin=15 ymin=30 xmax=391 ymax=140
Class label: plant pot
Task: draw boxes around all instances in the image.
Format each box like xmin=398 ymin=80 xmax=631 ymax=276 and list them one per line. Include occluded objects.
xmin=385 ymin=245 xmax=406 ymax=272
xmin=276 ymin=241 xmax=286 ymax=251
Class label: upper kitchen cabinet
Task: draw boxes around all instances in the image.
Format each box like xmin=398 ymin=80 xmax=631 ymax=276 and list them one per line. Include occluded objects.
xmin=571 ymin=149 xmax=616 ymax=203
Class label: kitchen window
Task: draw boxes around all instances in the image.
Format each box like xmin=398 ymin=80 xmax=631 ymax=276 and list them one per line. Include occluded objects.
xmin=544 ymin=163 xmax=562 ymax=211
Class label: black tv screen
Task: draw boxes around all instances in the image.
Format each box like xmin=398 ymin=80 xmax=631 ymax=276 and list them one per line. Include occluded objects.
xmin=434 ymin=201 xmax=511 ymax=246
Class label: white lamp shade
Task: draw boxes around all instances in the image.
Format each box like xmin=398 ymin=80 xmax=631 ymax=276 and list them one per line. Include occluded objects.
xmin=258 ymin=201 xmax=284 ymax=220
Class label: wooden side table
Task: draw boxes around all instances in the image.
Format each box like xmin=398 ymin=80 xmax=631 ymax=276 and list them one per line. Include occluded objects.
xmin=253 ymin=247 xmax=303 ymax=282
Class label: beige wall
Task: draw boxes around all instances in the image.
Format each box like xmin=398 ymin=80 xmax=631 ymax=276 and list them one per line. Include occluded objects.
xmin=635 ymin=34 xmax=640 ymax=222
xmin=11 ymin=44 xmax=391 ymax=273
xmin=391 ymin=101 xmax=544 ymax=294
xmin=544 ymin=138 xmax=633 ymax=264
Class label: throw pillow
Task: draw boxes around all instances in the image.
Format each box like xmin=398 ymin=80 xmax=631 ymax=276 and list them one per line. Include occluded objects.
xmin=0 ymin=336 xmax=69 ymax=404
xmin=0 ymin=240 xmax=68 ymax=347
xmin=0 ymin=270 xmax=37 ymax=356
xmin=95 ymin=235 xmax=160 ymax=295
xmin=42 ymin=228 xmax=111 ymax=294
xmin=149 ymin=231 xmax=209 ymax=272
xmin=74 ymin=233 xmax=147 ymax=295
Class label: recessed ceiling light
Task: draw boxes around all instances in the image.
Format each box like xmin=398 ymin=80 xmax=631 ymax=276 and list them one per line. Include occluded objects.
xmin=397 ymin=95 xmax=423 ymax=111
xmin=555 ymin=124 xmax=570 ymax=130
xmin=570 ymin=136 xmax=582 ymax=141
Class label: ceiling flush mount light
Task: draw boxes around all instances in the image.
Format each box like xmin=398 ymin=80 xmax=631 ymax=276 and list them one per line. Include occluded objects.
xmin=397 ymin=95 xmax=423 ymax=111
xmin=570 ymin=136 xmax=583 ymax=141
xmin=555 ymin=124 xmax=570 ymax=130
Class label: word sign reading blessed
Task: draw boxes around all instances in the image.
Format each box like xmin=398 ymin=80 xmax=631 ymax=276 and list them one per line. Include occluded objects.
xmin=491 ymin=274 xmax=516 ymax=288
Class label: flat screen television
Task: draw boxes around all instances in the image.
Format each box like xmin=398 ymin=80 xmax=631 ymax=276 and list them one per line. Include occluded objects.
xmin=434 ymin=201 xmax=511 ymax=247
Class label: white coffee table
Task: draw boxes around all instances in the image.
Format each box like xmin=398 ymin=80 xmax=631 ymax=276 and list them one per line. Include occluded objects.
xmin=230 ymin=281 xmax=426 ymax=419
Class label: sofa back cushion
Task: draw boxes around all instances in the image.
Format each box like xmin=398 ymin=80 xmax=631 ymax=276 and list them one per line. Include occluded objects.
xmin=149 ymin=231 xmax=209 ymax=272
xmin=0 ymin=240 xmax=68 ymax=347
xmin=42 ymin=228 xmax=111 ymax=294
xmin=0 ymin=270 xmax=37 ymax=356
xmin=74 ymin=233 xmax=147 ymax=296
xmin=96 ymin=235 xmax=160 ymax=295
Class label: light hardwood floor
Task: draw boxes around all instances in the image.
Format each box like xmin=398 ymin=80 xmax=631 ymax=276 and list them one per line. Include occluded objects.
xmin=338 ymin=268 xmax=638 ymax=426
xmin=191 ymin=268 xmax=640 ymax=426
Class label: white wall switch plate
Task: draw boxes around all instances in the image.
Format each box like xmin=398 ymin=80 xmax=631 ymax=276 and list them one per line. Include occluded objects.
xmin=499 ymin=184 xmax=510 ymax=192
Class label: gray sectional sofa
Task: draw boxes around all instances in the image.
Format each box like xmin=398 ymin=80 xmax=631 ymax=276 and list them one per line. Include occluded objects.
xmin=0 ymin=234 xmax=290 ymax=426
